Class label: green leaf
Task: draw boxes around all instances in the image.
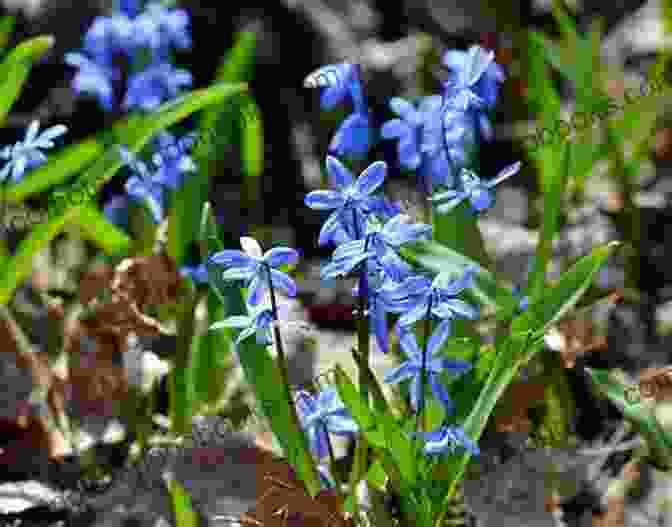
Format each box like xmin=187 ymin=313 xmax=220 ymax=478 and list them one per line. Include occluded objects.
xmin=334 ymin=365 xmax=377 ymax=432
xmin=168 ymin=477 xmax=199 ymax=527
xmin=512 ymin=241 xmax=620 ymax=338
xmin=67 ymin=204 xmax=133 ymax=255
xmin=528 ymin=142 xmax=570 ymax=301
xmin=586 ymin=368 xmax=672 ymax=470
xmin=432 ymin=202 xmax=491 ymax=270
xmin=0 ymin=34 xmax=53 ymax=125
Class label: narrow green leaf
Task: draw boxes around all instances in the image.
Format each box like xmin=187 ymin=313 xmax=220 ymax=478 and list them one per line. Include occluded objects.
xmin=0 ymin=34 xmax=54 ymax=125
xmin=528 ymin=142 xmax=570 ymax=301
xmin=66 ymin=204 xmax=132 ymax=255
xmin=512 ymin=241 xmax=620 ymax=338
xmin=334 ymin=365 xmax=377 ymax=432
xmin=586 ymin=368 xmax=672 ymax=470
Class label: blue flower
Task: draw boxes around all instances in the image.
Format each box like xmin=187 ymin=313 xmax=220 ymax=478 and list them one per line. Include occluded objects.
xmin=151 ymin=132 xmax=197 ymax=190
xmin=419 ymin=95 xmax=461 ymax=189
xmin=180 ymin=263 xmax=209 ymax=285
xmin=430 ymin=162 xmax=521 ymax=214
xmin=209 ymin=302 xmax=275 ymax=346
xmin=381 ymin=97 xmax=429 ymax=170
xmin=132 ymin=2 xmax=192 ymax=60
xmin=329 ymin=111 xmax=371 ymax=160
xmin=384 ymin=328 xmax=472 ymax=412
xmin=118 ymin=145 xmax=167 ymax=223
xmin=118 ymin=0 xmax=140 ymax=17
xmin=83 ymin=14 xmax=135 ymax=62
xmin=123 ymin=61 xmax=192 ymax=111
xmin=208 ymin=236 xmax=299 ymax=306
xmin=383 ymin=268 xmax=479 ymax=333
xmin=303 ymin=63 xmax=367 ymax=114
xmin=442 ymin=45 xmax=505 ymax=112
xmin=412 ymin=424 xmax=480 ymax=457
xmin=305 ymin=156 xmax=387 ymax=246
xmin=65 ymin=52 xmax=119 ymax=112
xmin=321 ymin=214 xmax=431 ymax=281
xmin=304 ymin=63 xmax=371 ymax=159
xmin=351 ymin=262 xmax=401 ymax=354
xmin=295 ymin=386 xmax=359 ymax=460
xmin=0 ymin=120 xmax=67 ymax=184
xmin=512 ymin=286 xmax=529 ymax=312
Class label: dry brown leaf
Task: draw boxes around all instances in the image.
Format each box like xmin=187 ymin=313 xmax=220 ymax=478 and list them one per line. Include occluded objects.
xmin=241 ymin=446 xmax=353 ymax=527
xmin=555 ymin=317 xmax=609 ymax=369
xmin=493 ymin=381 xmax=546 ymax=434
xmin=639 ymin=366 xmax=672 ymax=402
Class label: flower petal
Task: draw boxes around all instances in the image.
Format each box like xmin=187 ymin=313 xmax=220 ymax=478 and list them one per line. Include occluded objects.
xmin=264 ymin=247 xmax=299 ymax=268
xmin=354 ymin=161 xmax=386 ymax=198
xmin=240 ymin=236 xmax=263 ymax=258
xmin=246 ymin=274 xmax=267 ymax=305
xmin=383 ymin=361 xmax=415 ymax=384
xmin=325 ymin=155 xmax=354 ymax=189
xmin=270 ymin=269 xmax=297 ymax=297
xmin=209 ymin=250 xmax=252 ymax=268
xmin=304 ymin=190 xmax=345 ymax=210
xmin=380 ymin=118 xmax=408 ymax=139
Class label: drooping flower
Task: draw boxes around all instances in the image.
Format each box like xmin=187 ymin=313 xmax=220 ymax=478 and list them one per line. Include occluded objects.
xmin=123 ymin=61 xmax=193 ymax=111
xmin=412 ymin=424 xmax=480 ymax=457
xmin=0 ymin=120 xmax=67 ymax=184
xmin=303 ymin=63 xmax=372 ymax=159
xmin=442 ymin=45 xmax=505 ymax=112
xmin=429 ymin=162 xmax=521 ymax=215
xmin=381 ymin=96 xmax=428 ymax=171
xmin=384 ymin=328 xmax=472 ymax=413
xmin=295 ymin=386 xmax=359 ymax=459
xmin=208 ymin=236 xmax=299 ymax=306
xmin=304 ymin=156 xmax=387 ymax=246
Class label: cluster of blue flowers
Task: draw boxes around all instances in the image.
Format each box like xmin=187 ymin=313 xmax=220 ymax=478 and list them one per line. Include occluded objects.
xmin=206 ymin=43 xmax=525 ymax=488
xmin=60 ymin=0 xmax=198 ymax=230
xmin=65 ymin=0 xmax=192 ymax=113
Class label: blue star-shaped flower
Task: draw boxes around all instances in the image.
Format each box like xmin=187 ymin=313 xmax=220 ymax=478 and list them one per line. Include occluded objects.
xmin=65 ymin=52 xmax=119 ymax=112
xmin=384 ymin=328 xmax=472 ymax=412
xmin=209 ymin=302 xmax=275 ymax=346
xmin=412 ymin=424 xmax=480 ymax=457
xmin=383 ymin=268 xmax=479 ymax=335
xmin=123 ymin=61 xmax=192 ymax=111
xmin=321 ymin=214 xmax=431 ymax=281
xmin=430 ymin=162 xmax=521 ymax=214
xmin=0 ymin=120 xmax=67 ymax=184
xmin=304 ymin=156 xmax=387 ymax=246
xmin=208 ymin=236 xmax=299 ymax=306
xmin=295 ymin=386 xmax=359 ymax=460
